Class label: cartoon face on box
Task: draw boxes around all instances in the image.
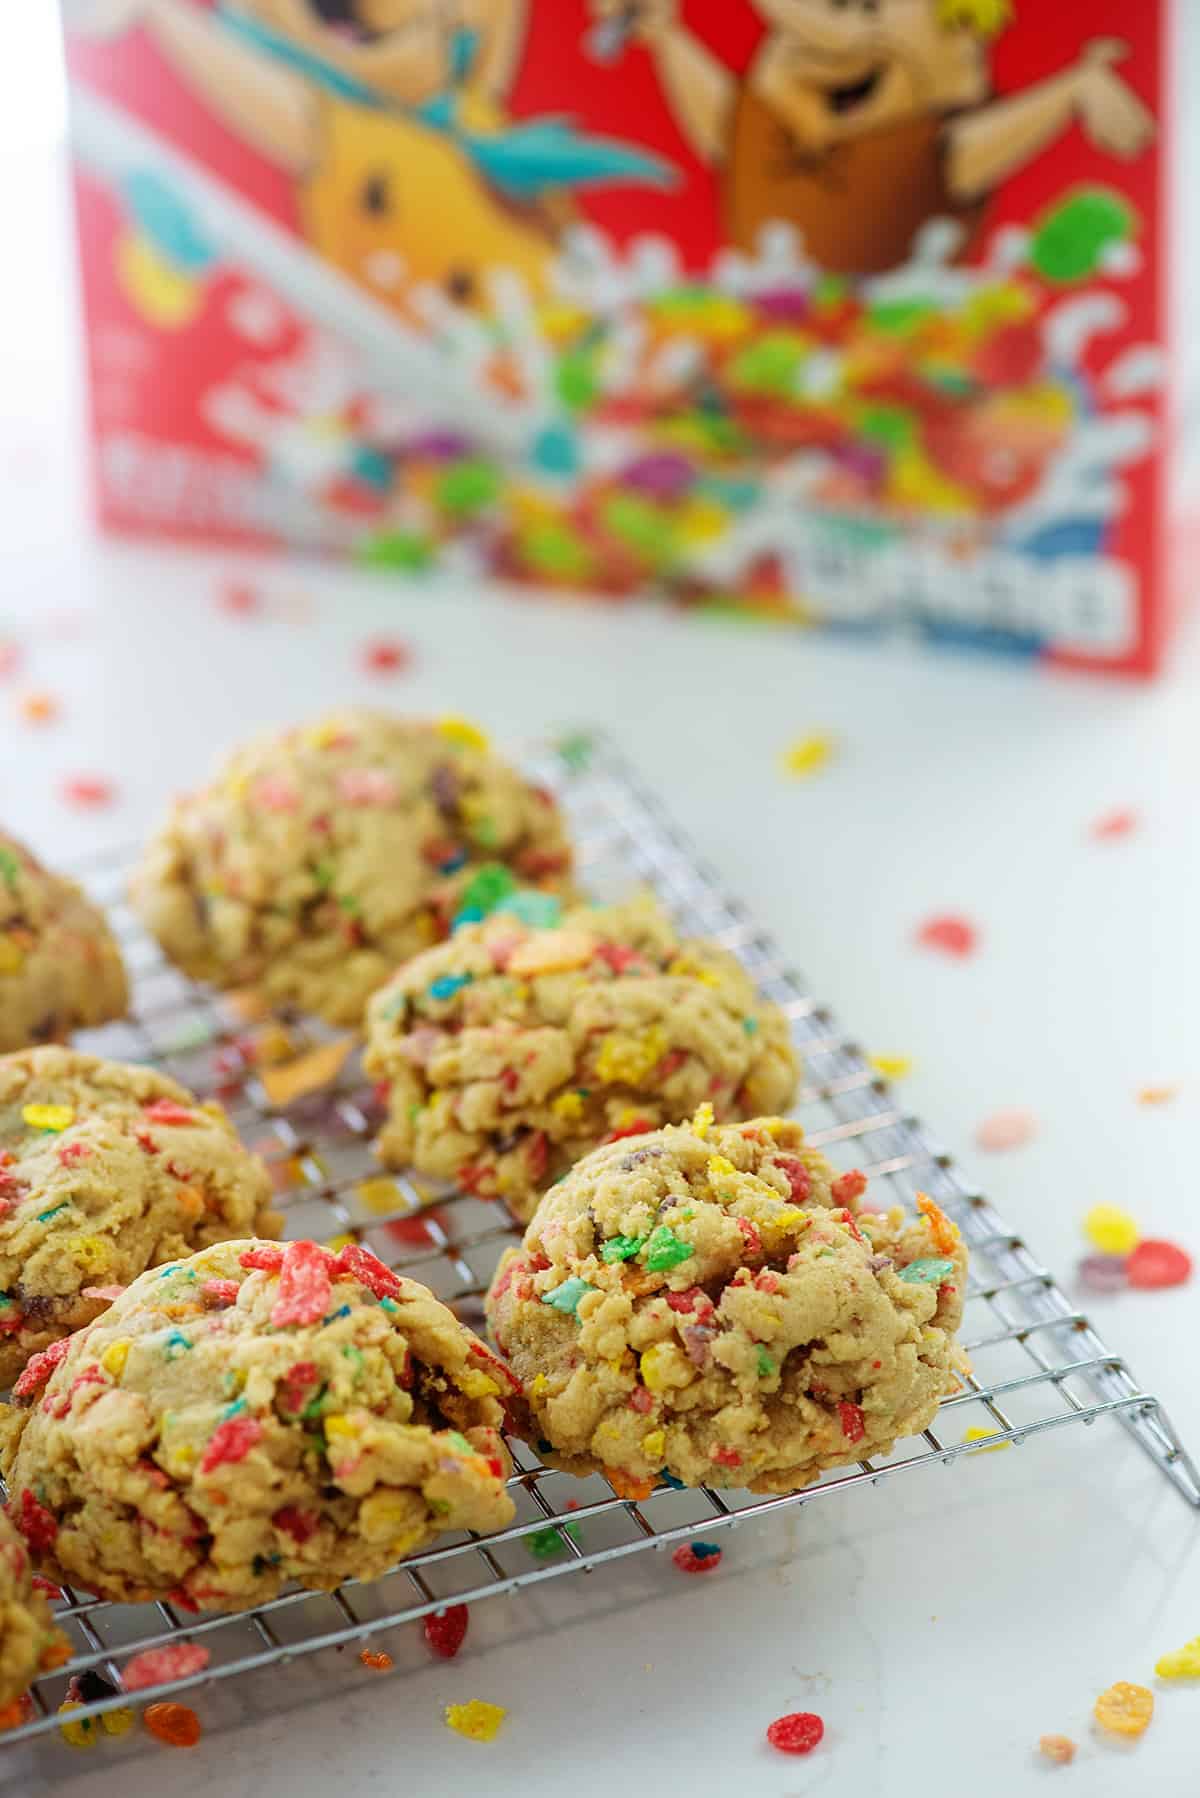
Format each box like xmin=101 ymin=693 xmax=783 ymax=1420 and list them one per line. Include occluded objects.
xmin=63 ymin=1 xmax=1175 ymax=673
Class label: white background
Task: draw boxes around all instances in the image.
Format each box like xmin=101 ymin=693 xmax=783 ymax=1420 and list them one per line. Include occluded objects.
xmin=1 ymin=9 xmax=1200 ymax=1795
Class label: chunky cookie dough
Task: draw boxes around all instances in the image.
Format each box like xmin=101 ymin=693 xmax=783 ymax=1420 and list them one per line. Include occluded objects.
xmin=365 ymin=894 xmax=797 ymax=1221
xmin=0 ymin=1509 xmax=68 ymax=1709
xmin=0 ymin=832 xmax=127 ymax=1053
xmin=0 ymin=1048 xmax=279 ymax=1386
xmin=0 ymin=1239 xmax=518 ymax=1610
xmin=486 ymin=1115 xmax=967 ymax=1494
xmin=131 ymin=711 xmax=573 ymax=1026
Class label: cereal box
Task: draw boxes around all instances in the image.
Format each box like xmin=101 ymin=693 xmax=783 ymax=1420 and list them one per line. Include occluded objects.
xmin=61 ymin=1 xmax=1191 ymax=672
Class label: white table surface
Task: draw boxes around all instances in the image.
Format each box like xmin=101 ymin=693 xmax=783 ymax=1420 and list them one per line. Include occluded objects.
xmin=3 ymin=77 xmax=1200 ymax=1798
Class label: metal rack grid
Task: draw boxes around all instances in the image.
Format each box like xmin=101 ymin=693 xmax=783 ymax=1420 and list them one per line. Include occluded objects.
xmin=5 ymin=731 xmax=1198 ymax=1749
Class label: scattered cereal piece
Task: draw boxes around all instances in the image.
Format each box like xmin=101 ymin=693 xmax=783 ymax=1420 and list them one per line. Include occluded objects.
xmin=1083 ymin=1205 xmax=1140 ymax=1257
xmin=767 ymin=1711 xmax=824 ymax=1755
xmin=271 ymin=1240 xmax=334 ymax=1327
xmin=444 ymin=1699 xmax=506 ymax=1743
xmin=359 ymin=1649 xmax=393 ymax=1671
xmin=915 ymin=915 xmax=978 ymax=958
xmin=1090 ymin=808 xmax=1138 ymax=841
xmin=217 ymin=582 xmax=261 ymax=615
xmin=780 ymin=734 xmax=835 ymax=779
xmin=0 ymin=641 xmax=21 ymax=678
xmin=870 ymin=1055 xmax=912 ymax=1080
xmin=259 ymin=1037 xmax=355 ymax=1108
xmin=60 ymin=776 xmax=117 ymax=810
xmin=1077 ymin=1254 xmax=1129 ymax=1294
xmin=103 ymin=1707 xmax=136 ymax=1737
xmin=58 ymin=1699 xmax=99 ymax=1748
xmin=361 ymin=637 xmax=412 ymax=675
xmin=1155 ymin=1637 xmax=1200 ymax=1680
xmin=17 ymin=691 xmax=58 ymax=725
xmin=672 ymin=1541 xmax=723 ymax=1574
xmin=23 ymin=1103 xmax=75 ymax=1132
xmin=975 ymin=1108 xmax=1038 ymax=1153
xmin=962 ymin=1426 xmax=1009 ymax=1453
xmin=122 ymin=1644 xmax=210 ymax=1691
xmin=1038 ymin=1734 xmax=1077 ymax=1765
xmin=1127 ymin=1238 xmax=1192 ymax=1290
xmin=424 ymin=1604 xmax=469 ymax=1659
xmin=356 ymin=1177 xmax=401 ymax=1215
xmin=142 ymin=1702 xmax=202 ymax=1747
xmin=1137 ymin=1085 xmax=1177 ymax=1106
xmin=437 ymin=717 xmax=489 ymax=752
xmin=525 ymin=1523 xmax=581 ymax=1560
xmin=1093 ymin=1681 xmax=1153 ymax=1737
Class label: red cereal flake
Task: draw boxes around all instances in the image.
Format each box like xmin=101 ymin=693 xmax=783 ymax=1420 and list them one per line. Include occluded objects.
xmin=167 ymin=1587 xmax=200 ymax=1614
xmin=1127 ymin=1238 xmax=1193 ymax=1290
xmin=710 ymin=1445 xmax=742 ymax=1470
xmin=838 ymin=1401 xmax=866 ymax=1444
xmin=332 ymin=1241 xmax=402 ymax=1300
xmin=360 ymin=636 xmax=412 ymax=675
xmin=31 ymin=1575 xmax=62 ymax=1598
xmin=423 ymin=1604 xmax=469 ymax=1660
xmin=775 ymin=1155 xmax=811 ymax=1203
xmin=672 ymin=1541 xmax=723 ymax=1575
xmin=60 ymin=775 xmax=116 ymax=810
xmin=525 ymin=1131 xmax=549 ymax=1182
xmin=199 ymin=1415 xmax=264 ymax=1475
xmin=200 ymin=1279 xmax=240 ymax=1308
xmin=218 ymin=581 xmax=260 ymax=616
xmin=915 ymin=914 xmax=977 ymax=958
xmin=142 ymin=1702 xmax=202 ymax=1747
xmin=601 ymin=1117 xmax=654 ymax=1145
xmin=12 ymin=1337 xmax=71 ymax=1399
xmin=12 ymin=1488 xmax=58 ymax=1553
xmin=628 ymin=1385 xmax=655 ymax=1414
xmin=831 ymin=1170 xmax=867 ymax=1207
xmin=56 ymin=1141 xmax=91 ymax=1167
xmin=273 ymin=1505 xmax=320 ymax=1543
xmin=665 ymin=1288 xmax=699 ymax=1313
xmin=593 ymin=940 xmax=639 ymax=974
xmin=239 ymin=1245 xmax=284 ymax=1272
xmin=1090 ymin=808 xmax=1138 ymax=842
xmin=122 ymin=1644 xmax=210 ymax=1691
xmin=736 ymin=1217 xmax=762 ymax=1257
xmin=767 ymin=1711 xmax=824 ymax=1755
xmin=280 ymin=1360 xmax=319 ymax=1412
xmin=142 ymin=1098 xmax=194 ymax=1126
xmin=0 ymin=1307 xmax=23 ymax=1338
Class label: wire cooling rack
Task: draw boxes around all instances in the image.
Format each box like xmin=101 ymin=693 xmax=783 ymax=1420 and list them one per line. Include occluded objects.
xmin=5 ymin=730 xmax=1198 ymax=1750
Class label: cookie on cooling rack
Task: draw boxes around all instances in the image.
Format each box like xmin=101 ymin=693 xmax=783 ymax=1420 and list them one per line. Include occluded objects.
xmin=0 ymin=1508 xmax=68 ymax=1711
xmin=130 ymin=710 xmax=574 ymax=1027
xmin=0 ymin=830 xmax=127 ymax=1054
xmin=364 ymin=893 xmax=798 ymax=1221
xmin=0 ymin=1238 xmax=519 ymax=1610
xmin=0 ymin=1048 xmax=280 ymax=1386
xmin=486 ymin=1114 xmax=967 ymax=1495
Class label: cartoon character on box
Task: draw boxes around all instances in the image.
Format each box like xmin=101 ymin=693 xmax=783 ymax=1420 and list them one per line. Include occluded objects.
xmin=589 ymin=0 xmax=1155 ymax=273
xmin=67 ymin=0 xmax=670 ymax=306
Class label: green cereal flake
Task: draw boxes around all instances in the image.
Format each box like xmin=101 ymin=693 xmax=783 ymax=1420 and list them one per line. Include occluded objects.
xmin=756 ymin=1348 xmax=778 ymax=1378
xmin=541 ymin=1276 xmax=595 ymax=1315
xmin=601 ymin=1234 xmax=646 ymax=1264
xmin=436 ymin=459 xmax=502 ymax=517
xmin=642 ymin=1226 xmax=695 ymax=1272
xmin=525 ymin=1521 xmax=582 ymax=1560
xmin=898 ymin=1256 xmax=957 ymax=1285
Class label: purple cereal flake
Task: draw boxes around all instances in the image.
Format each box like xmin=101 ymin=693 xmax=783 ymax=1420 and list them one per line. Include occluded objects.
xmin=833 ymin=441 xmax=889 ymax=484
xmin=620 ymin=452 xmax=697 ymax=501
xmin=753 ymin=288 xmax=812 ymax=323
xmin=408 ymin=431 xmax=474 ymax=461
xmin=1077 ymin=1253 xmax=1130 ymax=1294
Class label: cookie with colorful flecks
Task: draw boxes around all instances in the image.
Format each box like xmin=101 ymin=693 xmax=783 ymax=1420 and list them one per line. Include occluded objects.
xmin=0 ymin=831 xmax=127 ymax=1054
xmin=0 ymin=1048 xmax=279 ymax=1386
xmin=0 ymin=1238 xmax=517 ymax=1610
xmin=131 ymin=711 xmax=573 ymax=1026
xmin=364 ymin=893 xmax=797 ymax=1221
xmin=0 ymin=1508 xmax=68 ymax=1711
xmin=486 ymin=1114 xmax=967 ymax=1494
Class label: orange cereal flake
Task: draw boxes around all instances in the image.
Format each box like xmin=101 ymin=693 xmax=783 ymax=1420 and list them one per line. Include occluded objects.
xmin=143 ymin=1702 xmax=202 ymax=1748
xmin=916 ymin=1193 xmax=960 ymax=1254
xmin=1038 ymin=1734 xmax=1076 ymax=1765
xmin=1093 ymin=1681 xmax=1153 ymax=1738
xmin=359 ymin=1649 xmax=393 ymax=1671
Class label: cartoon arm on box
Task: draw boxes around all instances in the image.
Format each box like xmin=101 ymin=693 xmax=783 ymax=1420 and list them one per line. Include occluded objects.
xmin=589 ymin=0 xmax=1156 ymax=275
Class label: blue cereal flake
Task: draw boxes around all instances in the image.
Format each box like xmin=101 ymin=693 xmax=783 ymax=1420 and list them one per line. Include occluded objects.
xmin=898 ymin=1256 xmax=957 ymax=1285
xmin=321 ymin=1304 xmax=353 ymax=1326
xmin=689 ymin=1540 xmax=722 ymax=1561
xmin=163 ymin=1330 xmax=192 ymax=1359
xmin=429 ymin=973 xmax=473 ymax=1002
xmin=36 ymin=1204 xmax=68 ymax=1224
xmin=540 ymin=1276 xmax=595 ymax=1316
xmin=742 ymin=1016 xmax=759 ymax=1035
xmin=496 ymin=890 xmax=562 ymax=928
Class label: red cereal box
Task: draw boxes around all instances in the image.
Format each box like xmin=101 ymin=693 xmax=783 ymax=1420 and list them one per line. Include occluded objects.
xmin=59 ymin=1 xmax=1191 ymax=673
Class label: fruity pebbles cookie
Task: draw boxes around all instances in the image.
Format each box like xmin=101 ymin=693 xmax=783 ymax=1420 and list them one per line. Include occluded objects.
xmin=0 ymin=1239 xmax=518 ymax=1610
xmin=365 ymin=894 xmax=797 ymax=1221
xmin=131 ymin=711 xmax=573 ymax=1026
xmin=0 ymin=1048 xmax=279 ymax=1386
xmin=0 ymin=1508 xmax=68 ymax=1710
xmin=0 ymin=831 xmax=127 ymax=1053
xmin=487 ymin=1115 xmax=967 ymax=1494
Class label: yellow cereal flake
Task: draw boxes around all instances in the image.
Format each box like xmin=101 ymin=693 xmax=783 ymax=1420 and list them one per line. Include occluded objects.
xmin=668 ymin=955 xmax=721 ymax=986
xmin=870 ymin=1055 xmax=913 ymax=1080
xmin=436 ymin=716 xmax=490 ymax=752
xmin=22 ymin=1103 xmax=74 ymax=1132
xmin=691 ymin=1102 xmax=714 ymax=1139
xmin=508 ymin=930 xmax=595 ymax=977
xmin=961 ymin=1426 xmax=1009 ymax=1453
xmin=457 ymin=1369 xmax=500 ymax=1399
xmin=770 ymin=1208 xmax=808 ymax=1232
xmin=780 ymin=733 xmax=836 ymax=778
xmin=707 ymin=1156 xmax=736 ymax=1179
xmin=444 ymin=1700 xmax=507 ymax=1743
xmin=323 ymin=1232 xmax=356 ymax=1253
xmin=552 ymin=1091 xmax=585 ymax=1122
xmin=1083 ymin=1204 xmax=1140 ymax=1257
xmin=640 ymin=1429 xmax=666 ymax=1460
xmin=101 ymin=1340 xmax=130 ymax=1378
xmin=69 ymin=1236 xmax=111 ymax=1275
xmin=324 ymin=1415 xmax=358 ymax=1443
xmin=595 ymin=1027 xmax=667 ymax=1087
xmin=640 ymin=1343 xmax=688 ymax=1394
xmin=1155 ymin=1638 xmax=1200 ymax=1680
xmin=529 ymin=1374 xmax=549 ymax=1397
xmin=259 ymin=1037 xmax=355 ymax=1108
xmin=57 ymin=1700 xmax=98 ymax=1749
xmin=1138 ymin=1085 xmax=1178 ymax=1106
xmin=0 ymin=938 xmax=25 ymax=975
xmin=356 ymin=1178 xmax=401 ymax=1215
